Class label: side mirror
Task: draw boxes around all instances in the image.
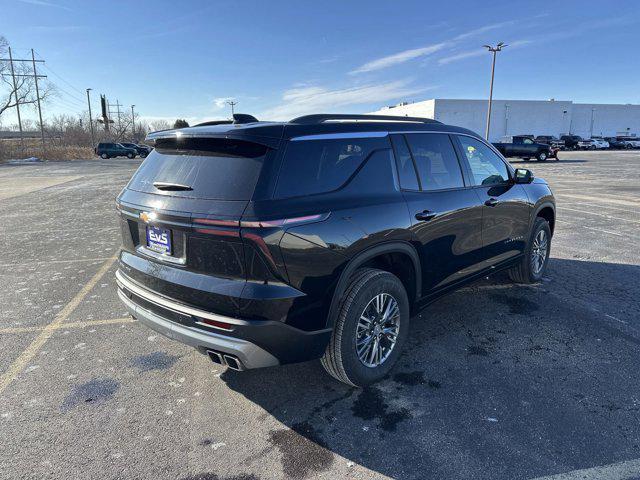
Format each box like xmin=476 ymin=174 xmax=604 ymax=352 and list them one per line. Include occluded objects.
xmin=514 ymin=168 xmax=534 ymax=184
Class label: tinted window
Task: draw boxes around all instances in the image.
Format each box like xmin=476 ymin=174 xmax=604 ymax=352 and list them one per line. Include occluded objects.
xmin=390 ymin=135 xmax=419 ymax=190
xmin=275 ymin=137 xmax=385 ymax=198
xmin=405 ymin=134 xmax=464 ymax=191
xmin=127 ymin=137 xmax=268 ymax=200
xmin=458 ymin=136 xmax=509 ymax=186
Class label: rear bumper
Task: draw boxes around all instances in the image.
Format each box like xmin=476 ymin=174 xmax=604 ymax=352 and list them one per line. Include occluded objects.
xmin=116 ymin=270 xmax=332 ymax=368
xmin=117 ymin=287 xmax=279 ymax=369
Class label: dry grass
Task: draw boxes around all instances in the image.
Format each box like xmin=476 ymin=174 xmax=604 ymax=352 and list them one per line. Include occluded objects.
xmin=0 ymin=139 xmax=94 ymax=162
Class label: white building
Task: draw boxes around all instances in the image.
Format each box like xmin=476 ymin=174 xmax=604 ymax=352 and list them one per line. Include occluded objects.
xmin=369 ymin=99 xmax=640 ymax=142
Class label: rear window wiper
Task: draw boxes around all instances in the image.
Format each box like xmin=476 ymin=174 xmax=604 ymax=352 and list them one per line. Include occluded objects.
xmin=153 ymin=181 xmax=193 ymax=191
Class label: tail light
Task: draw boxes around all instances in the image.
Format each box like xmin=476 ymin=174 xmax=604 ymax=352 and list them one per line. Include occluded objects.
xmin=193 ymin=213 xmax=329 ymax=230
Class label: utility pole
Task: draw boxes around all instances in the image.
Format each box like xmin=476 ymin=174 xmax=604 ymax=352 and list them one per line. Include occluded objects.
xmin=227 ymin=100 xmax=237 ymax=117
xmin=7 ymin=47 xmax=24 ymax=151
xmin=31 ymin=49 xmax=46 ymax=154
xmin=590 ymin=108 xmax=596 ymax=138
xmin=86 ymin=88 xmax=95 ymax=146
xmin=1 ymin=50 xmax=47 ymax=154
xmin=131 ymin=105 xmax=135 ymax=141
xmin=116 ymin=100 xmax=122 ymax=138
xmin=483 ymin=42 xmax=507 ymax=140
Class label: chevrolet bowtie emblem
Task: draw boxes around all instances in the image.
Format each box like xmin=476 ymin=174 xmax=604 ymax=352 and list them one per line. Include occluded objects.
xmin=140 ymin=211 xmax=156 ymax=223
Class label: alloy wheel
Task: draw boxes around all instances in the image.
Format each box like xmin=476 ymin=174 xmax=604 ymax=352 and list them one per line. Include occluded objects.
xmin=530 ymin=229 xmax=549 ymax=275
xmin=355 ymin=293 xmax=400 ymax=368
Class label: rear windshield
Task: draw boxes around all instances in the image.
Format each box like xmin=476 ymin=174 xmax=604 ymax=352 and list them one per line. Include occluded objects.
xmin=127 ymin=138 xmax=268 ymax=200
xmin=275 ymin=137 xmax=388 ymax=198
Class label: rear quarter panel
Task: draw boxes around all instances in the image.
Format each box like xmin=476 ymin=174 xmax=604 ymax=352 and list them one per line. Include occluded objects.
xmin=253 ymin=147 xmax=414 ymax=331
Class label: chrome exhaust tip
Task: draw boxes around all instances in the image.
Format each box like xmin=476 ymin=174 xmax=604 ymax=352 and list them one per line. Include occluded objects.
xmin=206 ymin=350 xmax=224 ymax=365
xmin=223 ymin=354 xmax=244 ymax=371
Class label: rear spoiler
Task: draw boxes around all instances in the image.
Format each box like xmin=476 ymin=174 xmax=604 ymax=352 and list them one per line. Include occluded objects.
xmin=145 ymin=130 xmax=282 ymax=149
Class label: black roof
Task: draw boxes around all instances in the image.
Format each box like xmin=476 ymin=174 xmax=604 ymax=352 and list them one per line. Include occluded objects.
xmin=146 ymin=113 xmax=480 ymax=147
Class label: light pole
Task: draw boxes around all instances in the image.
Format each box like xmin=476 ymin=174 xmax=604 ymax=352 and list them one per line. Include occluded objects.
xmin=227 ymin=100 xmax=237 ymax=117
xmin=131 ymin=105 xmax=136 ymax=140
xmin=483 ymin=42 xmax=507 ymax=140
xmin=590 ymin=108 xmax=595 ymax=138
xmin=86 ymin=88 xmax=95 ymax=147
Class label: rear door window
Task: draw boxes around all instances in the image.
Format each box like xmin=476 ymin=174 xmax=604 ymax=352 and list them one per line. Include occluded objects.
xmin=275 ymin=137 xmax=387 ymax=198
xmin=127 ymin=137 xmax=269 ymax=200
xmin=405 ymin=133 xmax=464 ymax=191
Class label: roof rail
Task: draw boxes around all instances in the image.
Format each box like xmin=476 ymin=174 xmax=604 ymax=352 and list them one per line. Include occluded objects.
xmin=289 ymin=114 xmax=441 ymax=125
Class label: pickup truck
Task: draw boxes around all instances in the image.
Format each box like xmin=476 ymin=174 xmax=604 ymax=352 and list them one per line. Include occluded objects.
xmin=492 ymin=135 xmax=558 ymax=161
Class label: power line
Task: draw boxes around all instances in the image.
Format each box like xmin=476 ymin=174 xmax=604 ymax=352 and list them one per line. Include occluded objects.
xmin=34 ymin=50 xmax=86 ymax=97
xmin=55 ymin=90 xmax=86 ymax=107
xmin=49 ymin=81 xmax=86 ymax=105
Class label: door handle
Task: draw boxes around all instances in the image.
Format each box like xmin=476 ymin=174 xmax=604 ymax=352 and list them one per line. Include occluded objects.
xmin=484 ymin=198 xmax=499 ymax=207
xmin=415 ymin=210 xmax=437 ymax=221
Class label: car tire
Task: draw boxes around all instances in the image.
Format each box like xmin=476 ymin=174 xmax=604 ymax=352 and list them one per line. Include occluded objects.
xmin=127 ymin=152 xmax=135 ymax=159
xmin=508 ymin=217 xmax=551 ymax=284
xmin=536 ymin=151 xmax=548 ymax=161
xmin=321 ymin=268 xmax=410 ymax=387
xmin=523 ymin=158 xmax=530 ymax=162
xmin=100 ymin=153 xmax=108 ymax=159
xmin=141 ymin=153 xmax=147 ymax=158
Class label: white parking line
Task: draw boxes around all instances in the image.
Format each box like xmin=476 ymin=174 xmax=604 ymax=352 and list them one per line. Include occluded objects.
xmin=0 ymin=317 xmax=135 ymax=335
xmin=582 ymin=225 xmax=626 ymax=237
xmin=0 ymin=257 xmax=115 ymax=268
xmin=0 ymin=256 xmax=117 ymax=395
xmin=558 ymin=193 xmax=640 ymax=208
xmin=561 ymin=201 xmax=640 ymax=215
xmin=557 ymin=206 xmax=640 ymax=225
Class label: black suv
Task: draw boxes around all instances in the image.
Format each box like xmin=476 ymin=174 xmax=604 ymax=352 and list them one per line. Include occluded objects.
xmin=116 ymin=114 xmax=555 ymax=386
xmin=95 ymin=142 xmax=137 ymax=159
xmin=121 ymin=143 xmax=152 ymax=158
xmin=559 ymin=135 xmax=583 ymax=150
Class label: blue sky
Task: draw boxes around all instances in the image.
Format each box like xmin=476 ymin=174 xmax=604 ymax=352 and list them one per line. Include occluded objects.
xmin=2 ymin=0 xmax=640 ymax=127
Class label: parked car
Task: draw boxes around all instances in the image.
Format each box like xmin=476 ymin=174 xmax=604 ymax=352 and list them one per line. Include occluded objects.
xmin=535 ymin=135 xmax=565 ymax=150
xmin=605 ymin=137 xmax=634 ymax=149
xmin=617 ymin=137 xmax=640 ymax=149
xmin=578 ymin=138 xmax=609 ymax=150
xmin=493 ymin=135 xmax=558 ymax=161
xmin=560 ymin=135 xmax=583 ymax=150
xmin=95 ymin=142 xmax=137 ymax=159
xmin=591 ymin=137 xmax=610 ymax=149
xmin=120 ymin=143 xmax=152 ymax=158
xmin=115 ymin=113 xmax=555 ymax=386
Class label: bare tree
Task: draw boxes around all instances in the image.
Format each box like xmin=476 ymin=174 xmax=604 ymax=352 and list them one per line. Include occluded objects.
xmin=149 ymin=119 xmax=172 ymax=132
xmin=0 ymin=36 xmax=55 ymax=119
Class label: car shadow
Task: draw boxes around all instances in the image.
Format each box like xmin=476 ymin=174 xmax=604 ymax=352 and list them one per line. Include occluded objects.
xmin=221 ymin=258 xmax=640 ymax=480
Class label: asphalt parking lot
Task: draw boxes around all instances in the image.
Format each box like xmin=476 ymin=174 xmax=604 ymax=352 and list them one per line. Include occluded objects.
xmin=1 ymin=150 xmax=639 ymax=480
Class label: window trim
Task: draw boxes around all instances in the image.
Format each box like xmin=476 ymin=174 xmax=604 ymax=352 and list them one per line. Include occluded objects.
xmin=401 ymin=132 xmax=468 ymax=193
xmin=389 ymin=134 xmax=422 ymax=192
